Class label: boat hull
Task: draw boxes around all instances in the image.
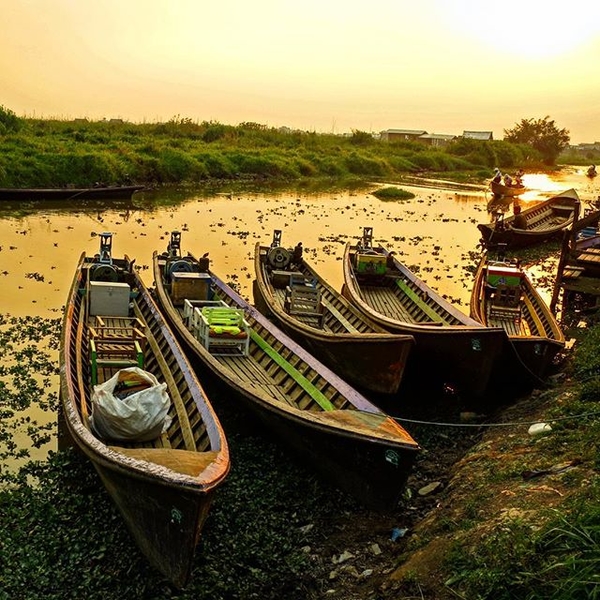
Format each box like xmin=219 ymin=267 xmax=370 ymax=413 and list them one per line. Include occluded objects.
xmin=153 ymin=248 xmax=419 ymax=510
xmin=59 ymin=249 xmax=229 ymax=588
xmin=469 ymin=254 xmax=565 ymax=387
xmin=252 ymin=245 xmax=413 ymax=395
xmin=342 ymin=241 xmax=506 ymax=403
xmin=490 ymin=181 xmax=525 ymax=197
xmin=478 ymin=189 xmax=580 ymax=249
xmin=0 ymin=185 xmax=144 ymax=201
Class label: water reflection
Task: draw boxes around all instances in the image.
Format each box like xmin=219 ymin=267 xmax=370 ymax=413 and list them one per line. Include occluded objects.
xmin=1 ymin=167 xmax=598 ymax=319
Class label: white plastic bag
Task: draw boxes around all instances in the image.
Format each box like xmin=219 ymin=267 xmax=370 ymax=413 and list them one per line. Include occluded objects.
xmin=90 ymin=367 xmax=172 ymax=442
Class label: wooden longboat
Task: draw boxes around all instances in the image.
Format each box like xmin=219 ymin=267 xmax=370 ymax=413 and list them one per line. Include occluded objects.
xmin=59 ymin=232 xmax=229 ymax=589
xmin=490 ymin=180 xmax=526 ymax=198
xmin=251 ymin=230 xmax=414 ymax=395
xmin=152 ymin=232 xmax=420 ymax=510
xmin=478 ymin=189 xmax=581 ymax=249
xmin=341 ymin=227 xmax=507 ymax=402
xmin=469 ymin=252 xmax=565 ymax=384
xmin=0 ymin=185 xmax=144 ymax=201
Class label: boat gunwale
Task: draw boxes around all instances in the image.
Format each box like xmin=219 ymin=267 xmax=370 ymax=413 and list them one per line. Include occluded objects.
xmin=152 ymin=250 xmax=419 ymax=451
xmin=59 ymin=252 xmax=230 ymax=490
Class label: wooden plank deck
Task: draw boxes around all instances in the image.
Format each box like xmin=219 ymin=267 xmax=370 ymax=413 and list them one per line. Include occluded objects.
xmin=360 ymin=284 xmax=415 ymax=322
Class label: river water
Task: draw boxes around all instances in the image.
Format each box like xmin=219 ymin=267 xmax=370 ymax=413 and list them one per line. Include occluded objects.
xmin=1 ymin=166 xmax=598 ymax=464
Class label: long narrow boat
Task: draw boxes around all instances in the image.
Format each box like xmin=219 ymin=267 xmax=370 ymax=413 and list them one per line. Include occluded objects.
xmin=490 ymin=180 xmax=526 ymax=198
xmin=152 ymin=231 xmax=420 ymax=510
xmin=0 ymin=185 xmax=144 ymax=201
xmin=252 ymin=230 xmax=414 ymax=395
xmin=59 ymin=232 xmax=229 ymax=588
xmin=478 ymin=189 xmax=581 ymax=249
xmin=469 ymin=250 xmax=565 ymax=384
xmin=341 ymin=227 xmax=507 ymax=403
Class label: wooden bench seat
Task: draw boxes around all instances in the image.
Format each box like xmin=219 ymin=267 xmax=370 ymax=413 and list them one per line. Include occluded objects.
xmin=89 ymin=317 xmax=147 ymax=385
xmin=488 ymin=284 xmax=522 ymax=321
xmin=284 ymin=283 xmax=324 ymax=326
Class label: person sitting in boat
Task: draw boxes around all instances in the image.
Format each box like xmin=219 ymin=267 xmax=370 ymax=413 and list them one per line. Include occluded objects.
xmin=515 ymin=169 xmax=524 ymax=186
xmin=292 ymin=241 xmax=303 ymax=265
xmin=512 ymin=205 xmax=527 ymax=229
xmin=492 ymin=168 xmax=502 ymax=184
xmin=588 ymin=165 xmax=597 ymax=177
xmin=503 ymin=173 xmax=513 ymax=187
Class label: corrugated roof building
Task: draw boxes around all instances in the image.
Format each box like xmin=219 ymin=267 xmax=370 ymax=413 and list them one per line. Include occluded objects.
xmin=463 ymin=131 xmax=493 ymax=141
xmin=380 ymin=129 xmax=428 ymax=142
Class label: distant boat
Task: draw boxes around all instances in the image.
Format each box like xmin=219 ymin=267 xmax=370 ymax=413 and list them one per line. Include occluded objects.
xmin=252 ymin=230 xmax=414 ymax=395
xmin=0 ymin=185 xmax=144 ymax=201
xmin=470 ymin=250 xmax=565 ymax=385
xmin=152 ymin=231 xmax=420 ymax=510
xmin=478 ymin=188 xmax=581 ymax=249
xmin=341 ymin=227 xmax=507 ymax=403
xmin=59 ymin=232 xmax=229 ymax=588
xmin=490 ymin=180 xmax=526 ymax=198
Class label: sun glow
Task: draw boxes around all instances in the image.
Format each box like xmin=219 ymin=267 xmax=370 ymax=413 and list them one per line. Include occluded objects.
xmin=440 ymin=1 xmax=600 ymax=59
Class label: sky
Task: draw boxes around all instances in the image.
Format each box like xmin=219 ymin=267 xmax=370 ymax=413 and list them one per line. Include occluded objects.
xmin=3 ymin=0 xmax=600 ymax=143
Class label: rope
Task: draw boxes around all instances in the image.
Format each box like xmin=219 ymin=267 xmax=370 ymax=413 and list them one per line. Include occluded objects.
xmin=392 ymin=410 xmax=600 ymax=429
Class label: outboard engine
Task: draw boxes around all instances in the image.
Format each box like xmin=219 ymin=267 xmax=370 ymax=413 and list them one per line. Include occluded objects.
xmin=267 ymin=246 xmax=291 ymax=270
xmin=166 ymin=259 xmax=194 ymax=279
xmin=90 ymin=231 xmax=119 ymax=281
xmin=91 ymin=263 xmax=119 ymax=281
xmin=267 ymin=229 xmax=291 ymax=270
xmin=167 ymin=231 xmax=182 ymax=258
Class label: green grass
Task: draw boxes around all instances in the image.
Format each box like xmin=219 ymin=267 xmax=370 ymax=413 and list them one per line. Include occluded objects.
xmin=0 ymin=116 xmax=539 ymax=188
xmin=371 ymin=186 xmax=415 ymax=200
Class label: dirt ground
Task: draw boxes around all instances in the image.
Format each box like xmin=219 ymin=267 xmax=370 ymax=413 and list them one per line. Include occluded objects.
xmin=301 ymin=369 xmax=586 ymax=599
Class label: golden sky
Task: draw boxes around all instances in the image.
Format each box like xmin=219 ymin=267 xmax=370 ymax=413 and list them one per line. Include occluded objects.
xmin=3 ymin=0 xmax=600 ymax=142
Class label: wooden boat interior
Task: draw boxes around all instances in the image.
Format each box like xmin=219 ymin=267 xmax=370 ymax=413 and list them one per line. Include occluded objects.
xmin=349 ymin=227 xmax=472 ymax=327
xmin=481 ymin=252 xmax=558 ymax=339
xmin=67 ymin=232 xmax=217 ymax=472
xmin=158 ymin=232 xmax=412 ymax=434
xmin=258 ymin=229 xmax=378 ymax=334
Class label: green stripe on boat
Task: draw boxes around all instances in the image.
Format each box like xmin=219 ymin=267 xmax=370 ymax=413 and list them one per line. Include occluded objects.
xmin=395 ymin=278 xmax=448 ymax=324
xmin=249 ymin=330 xmax=337 ymax=411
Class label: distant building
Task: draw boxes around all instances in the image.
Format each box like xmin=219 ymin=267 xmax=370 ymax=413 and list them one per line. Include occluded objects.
xmin=571 ymin=142 xmax=600 ymax=153
xmin=380 ymin=129 xmax=428 ymax=142
xmin=463 ymin=130 xmax=493 ymax=141
xmin=418 ymin=133 xmax=457 ymax=148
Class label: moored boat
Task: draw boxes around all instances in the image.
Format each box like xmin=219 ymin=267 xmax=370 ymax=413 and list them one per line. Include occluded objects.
xmin=342 ymin=227 xmax=507 ymax=403
xmin=252 ymin=230 xmax=414 ymax=395
xmin=0 ymin=185 xmax=144 ymax=201
xmin=59 ymin=232 xmax=229 ymax=588
xmin=469 ymin=249 xmax=565 ymax=385
xmin=478 ymin=189 xmax=581 ymax=249
xmin=491 ymin=180 xmax=526 ymax=198
xmin=152 ymin=231 xmax=420 ymax=510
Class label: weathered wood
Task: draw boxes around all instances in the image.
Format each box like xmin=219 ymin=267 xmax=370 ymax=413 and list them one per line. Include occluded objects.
xmin=153 ymin=238 xmax=420 ymax=510
xmin=478 ymin=189 xmax=581 ymax=249
xmin=252 ymin=238 xmax=414 ymax=395
xmin=343 ymin=233 xmax=508 ymax=402
xmin=470 ymin=252 xmax=565 ymax=385
xmin=60 ymin=242 xmax=230 ymax=588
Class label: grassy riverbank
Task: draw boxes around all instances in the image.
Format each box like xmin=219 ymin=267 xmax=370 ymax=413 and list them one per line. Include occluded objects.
xmin=0 ymin=117 xmax=545 ymax=189
xmin=1 ymin=311 xmax=599 ymax=599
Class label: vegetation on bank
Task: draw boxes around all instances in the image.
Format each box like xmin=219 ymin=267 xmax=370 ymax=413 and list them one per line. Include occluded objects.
xmin=0 ymin=105 xmax=571 ymax=189
xmin=391 ymin=322 xmax=600 ymax=599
